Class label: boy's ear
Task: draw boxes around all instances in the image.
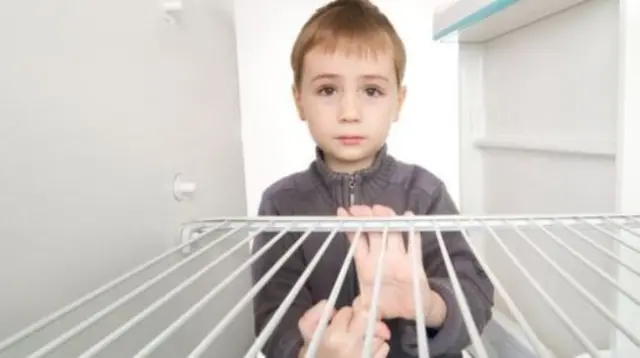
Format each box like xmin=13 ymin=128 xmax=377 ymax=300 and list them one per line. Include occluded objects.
xmin=292 ymin=84 xmax=305 ymax=121
xmin=394 ymin=85 xmax=407 ymax=122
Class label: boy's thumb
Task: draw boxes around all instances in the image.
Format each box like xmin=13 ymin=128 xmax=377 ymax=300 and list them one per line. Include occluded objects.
xmin=337 ymin=207 xmax=357 ymax=242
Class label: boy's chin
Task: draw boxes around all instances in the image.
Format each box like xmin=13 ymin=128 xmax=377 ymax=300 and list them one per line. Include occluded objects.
xmin=332 ymin=148 xmax=376 ymax=163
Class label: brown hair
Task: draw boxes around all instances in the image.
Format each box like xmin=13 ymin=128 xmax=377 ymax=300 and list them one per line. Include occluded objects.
xmin=290 ymin=0 xmax=406 ymax=89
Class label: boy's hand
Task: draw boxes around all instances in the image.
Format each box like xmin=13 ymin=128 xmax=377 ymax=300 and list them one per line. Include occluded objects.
xmin=338 ymin=205 xmax=444 ymax=326
xmin=298 ymin=300 xmax=390 ymax=358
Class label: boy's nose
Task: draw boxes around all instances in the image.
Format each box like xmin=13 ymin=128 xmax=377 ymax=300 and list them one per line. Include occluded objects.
xmin=339 ymin=113 xmax=360 ymax=123
xmin=339 ymin=94 xmax=361 ymax=122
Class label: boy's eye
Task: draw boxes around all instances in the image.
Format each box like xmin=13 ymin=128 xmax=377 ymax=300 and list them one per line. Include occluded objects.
xmin=317 ymin=86 xmax=336 ymax=96
xmin=364 ymin=87 xmax=383 ymax=97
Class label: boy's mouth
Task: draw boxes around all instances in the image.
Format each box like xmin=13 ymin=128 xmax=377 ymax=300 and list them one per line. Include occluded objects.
xmin=336 ymin=136 xmax=365 ymax=145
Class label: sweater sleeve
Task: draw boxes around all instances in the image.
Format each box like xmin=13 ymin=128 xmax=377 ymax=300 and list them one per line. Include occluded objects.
xmin=400 ymin=181 xmax=495 ymax=356
xmin=250 ymin=193 xmax=313 ymax=358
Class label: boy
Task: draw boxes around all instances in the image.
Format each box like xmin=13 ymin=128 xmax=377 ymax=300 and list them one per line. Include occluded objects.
xmin=250 ymin=0 xmax=495 ymax=357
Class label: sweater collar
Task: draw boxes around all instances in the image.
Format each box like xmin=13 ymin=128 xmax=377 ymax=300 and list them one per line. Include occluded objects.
xmin=311 ymin=144 xmax=396 ymax=208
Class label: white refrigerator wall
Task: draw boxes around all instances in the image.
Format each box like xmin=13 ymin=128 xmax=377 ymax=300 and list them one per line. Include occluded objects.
xmin=467 ymin=1 xmax=621 ymax=357
xmin=2 ymin=0 xmax=632 ymax=357
xmin=0 ymin=1 xmax=256 ymax=356
xmin=234 ymin=0 xmax=461 ymax=216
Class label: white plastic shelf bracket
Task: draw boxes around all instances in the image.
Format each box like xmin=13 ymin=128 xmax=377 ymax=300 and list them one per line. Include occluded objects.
xmin=173 ymin=173 xmax=197 ymax=202
xmin=162 ymin=0 xmax=183 ymax=25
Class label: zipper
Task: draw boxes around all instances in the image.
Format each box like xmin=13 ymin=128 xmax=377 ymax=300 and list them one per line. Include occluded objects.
xmin=348 ymin=175 xmax=356 ymax=206
xmin=347 ymin=175 xmax=358 ymax=306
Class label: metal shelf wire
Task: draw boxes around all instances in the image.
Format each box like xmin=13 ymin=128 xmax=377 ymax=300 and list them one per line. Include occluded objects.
xmin=1 ymin=214 xmax=639 ymax=358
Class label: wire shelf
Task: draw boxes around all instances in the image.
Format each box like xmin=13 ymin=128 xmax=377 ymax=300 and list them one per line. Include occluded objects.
xmin=1 ymin=214 xmax=639 ymax=358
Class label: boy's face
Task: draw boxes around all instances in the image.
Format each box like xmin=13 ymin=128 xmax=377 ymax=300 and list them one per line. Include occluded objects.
xmin=293 ymin=45 xmax=405 ymax=172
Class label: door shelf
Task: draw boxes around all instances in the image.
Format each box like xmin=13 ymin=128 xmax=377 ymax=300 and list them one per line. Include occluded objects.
xmin=473 ymin=136 xmax=616 ymax=159
xmin=433 ymin=0 xmax=591 ymax=42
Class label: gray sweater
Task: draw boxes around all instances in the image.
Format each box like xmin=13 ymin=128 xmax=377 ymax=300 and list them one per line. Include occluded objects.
xmin=250 ymin=145 xmax=494 ymax=358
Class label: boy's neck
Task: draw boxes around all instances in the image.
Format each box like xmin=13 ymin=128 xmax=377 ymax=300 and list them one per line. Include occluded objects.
xmin=323 ymin=155 xmax=375 ymax=174
xmin=314 ymin=144 xmax=389 ymax=177
xmin=311 ymin=144 xmax=395 ymax=208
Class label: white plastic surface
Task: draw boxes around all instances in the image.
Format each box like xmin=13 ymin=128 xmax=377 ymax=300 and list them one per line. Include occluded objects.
xmin=433 ymin=0 xmax=591 ymax=42
xmin=173 ymin=174 xmax=197 ymax=201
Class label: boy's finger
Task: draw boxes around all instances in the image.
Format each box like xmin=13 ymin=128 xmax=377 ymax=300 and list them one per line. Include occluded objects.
xmin=352 ymin=294 xmax=367 ymax=312
xmin=351 ymin=230 xmax=370 ymax=266
xmin=373 ymin=342 xmax=390 ymax=358
xmin=348 ymin=310 xmax=391 ymax=342
xmin=337 ymin=206 xmax=355 ymax=241
xmin=347 ymin=307 xmax=370 ymax=335
xmin=367 ymin=338 xmax=388 ymax=358
xmin=359 ymin=337 xmax=383 ymax=356
xmin=405 ymin=211 xmax=422 ymax=259
xmin=352 ymin=297 xmax=391 ymax=340
xmin=373 ymin=205 xmax=404 ymax=254
xmin=365 ymin=205 xmax=385 ymax=255
xmin=339 ymin=207 xmax=370 ymax=263
xmin=372 ymin=204 xmax=394 ymax=215
xmin=348 ymin=205 xmax=374 ymax=255
xmin=348 ymin=205 xmax=372 ymax=217
xmin=376 ymin=321 xmax=391 ymax=341
xmin=329 ymin=306 xmax=353 ymax=332
xmin=303 ymin=300 xmax=332 ymax=323
xmin=352 ymin=294 xmax=378 ymax=316
xmin=299 ymin=300 xmax=334 ymax=340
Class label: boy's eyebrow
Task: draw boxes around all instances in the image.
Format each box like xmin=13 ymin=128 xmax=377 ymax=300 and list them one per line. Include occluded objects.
xmin=311 ymin=73 xmax=341 ymax=82
xmin=311 ymin=73 xmax=390 ymax=82
xmin=360 ymin=74 xmax=390 ymax=82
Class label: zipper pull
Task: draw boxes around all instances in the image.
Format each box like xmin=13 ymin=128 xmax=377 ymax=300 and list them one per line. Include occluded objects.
xmin=348 ymin=175 xmax=356 ymax=206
